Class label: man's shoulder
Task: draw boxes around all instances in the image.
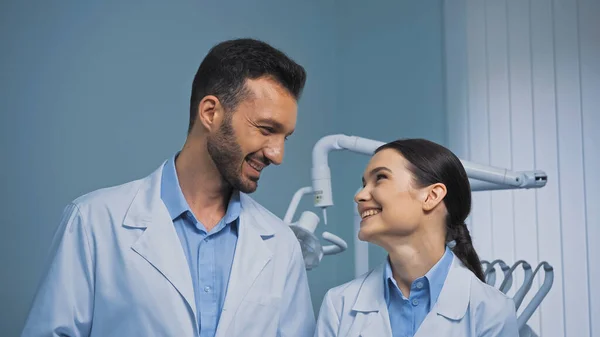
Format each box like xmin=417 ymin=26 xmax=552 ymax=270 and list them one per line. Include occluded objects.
xmin=50 ymin=174 xmax=150 ymax=242
xmin=67 ymin=174 xmax=149 ymax=225
xmin=73 ymin=177 xmax=144 ymax=209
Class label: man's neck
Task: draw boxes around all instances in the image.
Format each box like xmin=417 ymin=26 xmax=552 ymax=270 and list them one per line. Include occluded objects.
xmin=175 ymin=143 xmax=233 ymax=231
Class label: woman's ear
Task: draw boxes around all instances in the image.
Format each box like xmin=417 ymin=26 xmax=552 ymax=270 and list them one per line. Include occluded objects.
xmin=422 ymin=183 xmax=447 ymax=211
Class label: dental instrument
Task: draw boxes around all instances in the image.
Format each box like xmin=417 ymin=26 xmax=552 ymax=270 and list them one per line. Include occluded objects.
xmin=503 ymin=260 xmax=534 ymax=308
xmin=483 ymin=259 xmax=512 ymax=291
xmin=517 ymin=262 xmax=554 ymax=329
xmin=478 ymin=259 xmax=554 ymax=333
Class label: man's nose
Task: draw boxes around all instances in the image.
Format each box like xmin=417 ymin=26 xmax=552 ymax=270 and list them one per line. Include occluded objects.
xmin=264 ymin=143 xmax=284 ymax=166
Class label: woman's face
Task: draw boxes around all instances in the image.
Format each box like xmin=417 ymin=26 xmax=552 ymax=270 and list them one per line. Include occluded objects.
xmin=354 ymin=149 xmax=428 ymax=245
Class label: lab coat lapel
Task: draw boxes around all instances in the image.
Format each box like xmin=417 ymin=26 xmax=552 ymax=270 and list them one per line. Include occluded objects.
xmin=123 ymin=163 xmax=197 ymax=322
xmin=414 ymin=256 xmax=472 ymax=337
xmin=215 ymin=194 xmax=273 ymax=336
xmin=350 ymin=263 xmax=393 ymax=337
xmin=357 ymin=311 xmax=393 ymax=337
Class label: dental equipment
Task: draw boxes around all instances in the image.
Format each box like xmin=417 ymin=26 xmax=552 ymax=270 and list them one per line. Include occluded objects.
xmin=480 ymin=259 xmax=554 ymax=334
xmin=517 ymin=262 xmax=554 ymax=330
xmin=502 ymin=260 xmax=534 ymax=308
xmin=284 ymin=187 xmax=348 ymax=270
xmin=483 ymin=259 xmax=512 ymax=292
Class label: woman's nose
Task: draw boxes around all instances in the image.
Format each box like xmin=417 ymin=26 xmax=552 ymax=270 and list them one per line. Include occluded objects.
xmin=354 ymin=186 xmax=370 ymax=203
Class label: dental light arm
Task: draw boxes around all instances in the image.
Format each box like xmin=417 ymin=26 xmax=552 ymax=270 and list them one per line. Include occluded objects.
xmin=312 ymin=134 xmax=548 ymax=222
xmin=284 ymin=187 xmax=348 ymax=270
xmin=284 ymin=186 xmax=314 ymax=224
xmin=322 ymin=232 xmax=347 ymax=255
xmin=312 ymin=135 xmax=385 ymax=224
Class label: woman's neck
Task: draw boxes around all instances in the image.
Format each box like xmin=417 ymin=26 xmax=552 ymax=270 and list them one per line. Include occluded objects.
xmin=385 ymin=232 xmax=446 ymax=297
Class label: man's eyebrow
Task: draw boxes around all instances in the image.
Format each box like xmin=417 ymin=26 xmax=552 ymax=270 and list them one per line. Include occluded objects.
xmin=256 ymin=118 xmax=294 ymax=136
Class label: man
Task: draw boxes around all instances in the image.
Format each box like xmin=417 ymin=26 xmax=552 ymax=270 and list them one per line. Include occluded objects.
xmin=22 ymin=38 xmax=315 ymax=337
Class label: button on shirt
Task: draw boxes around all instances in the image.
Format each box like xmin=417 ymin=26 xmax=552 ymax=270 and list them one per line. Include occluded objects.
xmin=384 ymin=247 xmax=454 ymax=337
xmin=161 ymin=155 xmax=241 ymax=337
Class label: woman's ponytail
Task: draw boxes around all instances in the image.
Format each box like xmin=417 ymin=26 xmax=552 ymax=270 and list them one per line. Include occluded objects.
xmin=447 ymin=222 xmax=485 ymax=282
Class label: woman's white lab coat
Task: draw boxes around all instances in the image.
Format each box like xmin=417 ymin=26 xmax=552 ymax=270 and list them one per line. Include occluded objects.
xmin=21 ymin=162 xmax=315 ymax=337
xmin=314 ymin=255 xmax=518 ymax=337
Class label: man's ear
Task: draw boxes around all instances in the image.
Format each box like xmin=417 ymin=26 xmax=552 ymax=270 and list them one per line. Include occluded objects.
xmin=422 ymin=183 xmax=447 ymax=211
xmin=195 ymin=95 xmax=224 ymax=132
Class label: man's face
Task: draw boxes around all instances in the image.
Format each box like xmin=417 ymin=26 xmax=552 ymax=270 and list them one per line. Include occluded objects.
xmin=207 ymin=77 xmax=298 ymax=193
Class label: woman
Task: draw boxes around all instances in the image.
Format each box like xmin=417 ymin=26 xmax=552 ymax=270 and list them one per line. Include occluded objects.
xmin=314 ymin=139 xmax=518 ymax=337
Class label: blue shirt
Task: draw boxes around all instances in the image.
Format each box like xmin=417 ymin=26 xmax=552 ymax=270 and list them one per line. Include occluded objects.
xmin=161 ymin=154 xmax=241 ymax=337
xmin=384 ymin=247 xmax=454 ymax=337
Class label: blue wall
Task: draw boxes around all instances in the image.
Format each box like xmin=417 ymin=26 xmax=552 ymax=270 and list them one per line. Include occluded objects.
xmin=0 ymin=0 xmax=445 ymax=334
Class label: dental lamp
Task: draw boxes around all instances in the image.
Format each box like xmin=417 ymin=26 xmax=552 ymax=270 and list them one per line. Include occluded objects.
xmin=284 ymin=187 xmax=348 ymax=270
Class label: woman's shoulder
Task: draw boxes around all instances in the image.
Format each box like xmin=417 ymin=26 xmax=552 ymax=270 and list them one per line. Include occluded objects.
xmin=322 ymin=263 xmax=385 ymax=307
xmin=461 ymin=269 xmax=520 ymax=334
xmin=466 ymin=270 xmax=517 ymax=319
xmin=468 ymin=272 xmax=514 ymax=304
xmin=325 ymin=268 xmax=376 ymax=298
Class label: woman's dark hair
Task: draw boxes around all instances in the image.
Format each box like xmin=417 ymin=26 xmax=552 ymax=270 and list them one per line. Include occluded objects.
xmin=375 ymin=138 xmax=485 ymax=281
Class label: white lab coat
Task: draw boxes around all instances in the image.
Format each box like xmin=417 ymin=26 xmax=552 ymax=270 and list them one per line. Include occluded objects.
xmin=21 ymin=162 xmax=315 ymax=337
xmin=314 ymin=255 xmax=518 ymax=337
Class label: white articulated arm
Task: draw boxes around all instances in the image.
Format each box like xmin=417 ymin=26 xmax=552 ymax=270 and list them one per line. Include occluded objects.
xmin=283 ymin=186 xmax=313 ymax=224
xmin=312 ymin=135 xmax=385 ymax=223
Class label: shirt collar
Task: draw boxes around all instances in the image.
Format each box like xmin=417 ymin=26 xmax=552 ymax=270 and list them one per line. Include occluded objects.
xmin=160 ymin=153 xmax=241 ymax=228
xmin=424 ymin=246 xmax=454 ymax=307
xmin=384 ymin=246 xmax=454 ymax=307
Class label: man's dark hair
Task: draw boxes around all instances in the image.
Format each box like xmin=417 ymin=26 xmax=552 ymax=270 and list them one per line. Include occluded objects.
xmin=188 ymin=38 xmax=307 ymax=133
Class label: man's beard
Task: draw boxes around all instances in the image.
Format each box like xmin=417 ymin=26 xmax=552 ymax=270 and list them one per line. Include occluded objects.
xmin=206 ymin=115 xmax=259 ymax=193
